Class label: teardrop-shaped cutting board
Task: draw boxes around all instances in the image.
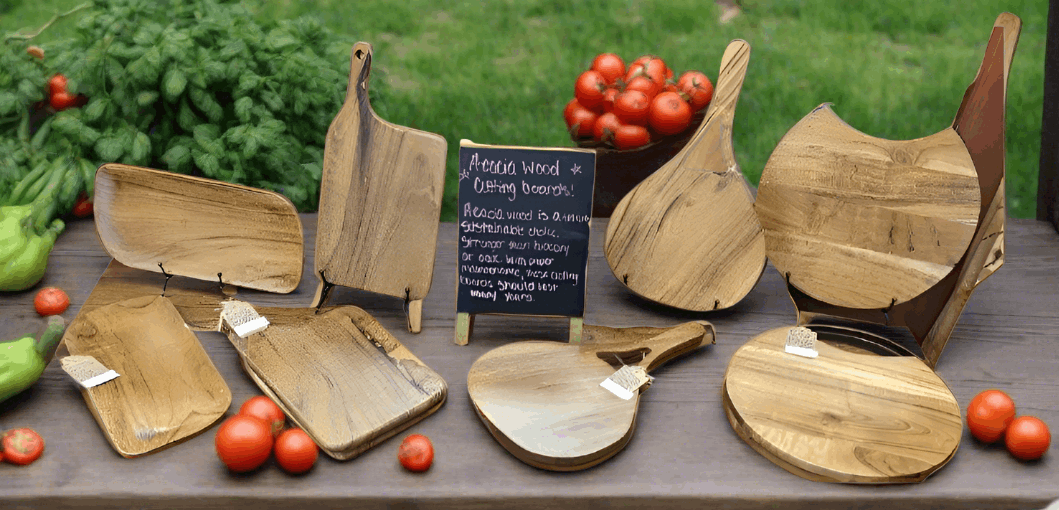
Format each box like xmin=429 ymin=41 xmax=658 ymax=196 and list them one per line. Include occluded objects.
xmin=313 ymin=42 xmax=447 ymax=333
xmin=722 ymin=326 xmax=961 ymax=483
xmin=222 ymin=302 xmax=447 ymax=460
xmin=94 ymin=164 xmax=304 ymax=294
xmin=63 ymin=295 xmax=232 ymax=457
xmin=755 ymin=106 xmax=981 ymax=310
xmin=468 ymin=321 xmax=714 ymax=471
xmin=604 ymin=40 xmax=765 ymax=311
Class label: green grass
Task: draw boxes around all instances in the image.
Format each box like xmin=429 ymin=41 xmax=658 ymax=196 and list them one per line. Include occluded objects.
xmin=2 ymin=0 xmax=1048 ymax=219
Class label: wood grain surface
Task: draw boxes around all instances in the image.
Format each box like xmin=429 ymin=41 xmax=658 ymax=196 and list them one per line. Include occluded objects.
xmin=222 ymin=303 xmax=446 ymax=460
xmin=756 ymin=107 xmax=981 ymax=310
xmin=0 ymin=216 xmax=1057 ymax=509
xmin=93 ymin=164 xmax=304 ymax=294
xmin=723 ymin=326 xmax=962 ymax=483
xmin=604 ymin=40 xmax=766 ymax=312
xmin=313 ymin=42 xmax=447 ymax=332
xmin=60 ymin=295 xmax=231 ymax=457
xmin=468 ymin=321 xmax=713 ymax=471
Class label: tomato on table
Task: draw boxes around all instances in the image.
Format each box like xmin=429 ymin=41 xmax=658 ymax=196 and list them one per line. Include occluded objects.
xmin=215 ymin=415 xmax=273 ymax=473
xmin=34 ymin=287 xmax=70 ymax=316
xmin=1006 ymin=416 xmax=1050 ymax=461
xmin=1 ymin=428 xmax=45 ymax=465
xmin=274 ymin=428 xmax=318 ymax=474
xmin=72 ymin=194 xmax=93 ymax=218
xmin=966 ymin=389 xmax=1016 ymax=443
xmin=238 ymin=396 xmax=286 ymax=437
xmin=398 ymin=434 xmax=434 ymax=472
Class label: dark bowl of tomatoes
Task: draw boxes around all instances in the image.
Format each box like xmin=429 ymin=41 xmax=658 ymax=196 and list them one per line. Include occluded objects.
xmin=564 ymin=53 xmax=715 ymax=217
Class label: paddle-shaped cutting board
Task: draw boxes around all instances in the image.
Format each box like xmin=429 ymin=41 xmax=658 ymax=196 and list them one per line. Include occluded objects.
xmin=94 ymin=164 xmax=304 ymax=294
xmin=722 ymin=326 xmax=961 ymax=483
xmin=754 ymin=106 xmax=981 ymax=310
xmin=221 ymin=302 xmax=447 ymax=460
xmin=604 ymin=40 xmax=765 ymax=311
xmin=313 ymin=42 xmax=447 ymax=333
xmin=468 ymin=321 xmax=714 ymax=471
xmin=63 ymin=295 xmax=231 ymax=457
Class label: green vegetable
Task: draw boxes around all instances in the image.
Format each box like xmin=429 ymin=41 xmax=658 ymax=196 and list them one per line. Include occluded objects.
xmin=0 ymin=315 xmax=65 ymax=404
xmin=0 ymin=185 xmax=64 ymax=292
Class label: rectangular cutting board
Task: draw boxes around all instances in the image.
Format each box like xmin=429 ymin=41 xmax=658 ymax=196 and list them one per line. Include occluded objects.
xmin=222 ymin=302 xmax=447 ymax=460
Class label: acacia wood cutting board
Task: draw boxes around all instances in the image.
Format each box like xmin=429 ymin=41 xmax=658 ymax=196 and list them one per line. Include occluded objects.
xmin=604 ymin=40 xmax=765 ymax=312
xmin=722 ymin=326 xmax=961 ymax=483
xmin=222 ymin=303 xmax=447 ymax=460
xmin=467 ymin=321 xmax=714 ymax=471
xmin=313 ymin=42 xmax=447 ymax=333
xmin=63 ymin=295 xmax=231 ymax=457
xmin=94 ymin=164 xmax=304 ymax=294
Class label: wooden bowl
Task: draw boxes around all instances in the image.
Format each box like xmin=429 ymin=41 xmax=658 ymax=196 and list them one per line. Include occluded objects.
xmin=577 ymin=111 xmax=706 ymax=217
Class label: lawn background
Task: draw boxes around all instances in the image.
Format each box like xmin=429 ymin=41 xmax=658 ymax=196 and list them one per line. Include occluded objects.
xmin=1 ymin=0 xmax=1048 ymax=220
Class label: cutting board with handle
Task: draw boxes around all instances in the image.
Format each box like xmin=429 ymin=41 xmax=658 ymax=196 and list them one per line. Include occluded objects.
xmin=62 ymin=295 xmax=231 ymax=457
xmin=94 ymin=164 xmax=304 ymax=294
xmin=312 ymin=41 xmax=447 ymax=333
xmin=604 ymin=40 xmax=765 ymax=311
xmin=467 ymin=321 xmax=714 ymax=471
xmin=221 ymin=301 xmax=447 ymax=460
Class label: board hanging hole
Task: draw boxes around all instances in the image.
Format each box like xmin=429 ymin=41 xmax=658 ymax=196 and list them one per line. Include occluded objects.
xmin=355 ymin=49 xmax=364 ymax=59
xmin=597 ymin=348 xmax=651 ymax=369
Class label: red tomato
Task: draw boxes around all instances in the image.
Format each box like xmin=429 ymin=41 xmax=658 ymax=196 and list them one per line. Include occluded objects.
xmin=632 ymin=54 xmax=664 ymax=70
xmin=215 ymin=415 xmax=273 ymax=473
xmin=663 ymin=82 xmax=678 ymax=94
xmin=593 ymin=112 xmax=622 ymax=144
xmin=563 ymin=98 xmax=581 ymax=120
xmin=612 ymin=90 xmax=651 ymax=126
xmin=34 ymin=287 xmax=70 ymax=316
xmin=564 ymin=104 xmax=598 ymax=139
xmin=624 ymin=76 xmax=661 ymax=100
xmin=967 ymin=389 xmax=1016 ymax=443
xmin=1 ymin=428 xmax=45 ymax=465
xmin=1005 ymin=416 xmax=1050 ymax=461
xmin=48 ymin=74 xmax=67 ymax=96
xmin=72 ymin=194 xmax=93 ymax=218
xmin=398 ymin=434 xmax=434 ymax=472
xmin=638 ymin=59 xmax=667 ymax=87
xmin=49 ymin=91 xmax=75 ymax=111
xmin=665 ymin=67 xmax=674 ymax=81
xmin=574 ymin=70 xmax=607 ymax=111
xmin=677 ymin=71 xmax=714 ymax=111
xmin=591 ymin=53 xmax=625 ymax=86
xmin=601 ymin=87 xmax=619 ymax=113
xmin=613 ymin=124 xmax=651 ymax=150
xmin=274 ymin=428 xmax=318 ymax=474
xmin=238 ymin=396 xmax=286 ymax=437
xmin=624 ymin=63 xmax=645 ymax=83
xmin=648 ymin=91 xmax=693 ymax=136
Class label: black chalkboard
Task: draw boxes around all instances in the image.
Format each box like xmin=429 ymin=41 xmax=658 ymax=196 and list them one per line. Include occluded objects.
xmin=456 ymin=140 xmax=596 ymax=318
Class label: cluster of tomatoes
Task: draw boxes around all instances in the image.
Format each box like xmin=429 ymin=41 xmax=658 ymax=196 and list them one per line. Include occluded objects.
xmin=564 ymin=53 xmax=714 ymax=151
xmin=215 ymin=396 xmax=319 ymax=474
xmin=0 ymin=427 xmax=45 ymax=466
xmin=46 ymin=74 xmax=78 ymax=112
xmin=966 ymin=389 xmax=1050 ymax=461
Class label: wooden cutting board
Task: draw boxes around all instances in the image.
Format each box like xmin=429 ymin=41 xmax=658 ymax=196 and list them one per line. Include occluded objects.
xmin=604 ymin=40 xmax=765 ymax=311
xmin=313 ymin=42 xmax=447 ymax=333
xmin=63 ymin=295 xmax=231 ymax=457
xmin=722 ymin=326 xmax=961 ymax=483
xmin=467 ymin=321 xmax=714 ymax=471
xmin=94 ymin=164 xmax=304 ymax=294
xmin=754 ymin=108 xmax=982 ymax=310
xmin=221 ymin=302 xmax=447 ymax=460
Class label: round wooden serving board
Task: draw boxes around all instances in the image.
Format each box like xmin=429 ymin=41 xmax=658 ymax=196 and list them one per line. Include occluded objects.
xmin=722 ymin=326 xmax=962 ymax=484
xmin=604 ymin=40 xmax=765 ymax=312
xmin=755 ymin=106 xmax=981 ymax=309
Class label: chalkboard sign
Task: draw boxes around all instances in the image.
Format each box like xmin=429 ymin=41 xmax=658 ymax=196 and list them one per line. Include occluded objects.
xmin=455 ymin=139 xmax=596 ymax=345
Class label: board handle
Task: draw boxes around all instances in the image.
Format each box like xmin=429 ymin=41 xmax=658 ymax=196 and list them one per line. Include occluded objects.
xmin=582 ymin=321 xmax=715 ymax=373
xmin=344 ymin=41 xmax=374 ymax=104
xmin=677 ymin=39 xmax=751 ymax=173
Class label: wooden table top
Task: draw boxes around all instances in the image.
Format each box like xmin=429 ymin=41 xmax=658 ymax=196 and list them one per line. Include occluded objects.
xmin=2 ymin=215 xmax=1058 ymax=510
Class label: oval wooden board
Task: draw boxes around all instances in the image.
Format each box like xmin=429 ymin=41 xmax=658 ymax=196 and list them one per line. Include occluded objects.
xmin=63 ymin=295 xmax=232 ymax=457
xmin=722 ymin=326 xmax=962 ymax=483
xmin=604 ymin=40 xmax=765 ymax=311
xmin=313 ymin=42 xmax=446 ymax=330
xmin=222 ymin=303 xmax=447 ymax=460
xmin=755 ymin=105 xmax=981 ymax=309
xmin=468 ymin=321 xmax=714 ymax=471
xmin=94 ymin=164 xmax=304 ymax=294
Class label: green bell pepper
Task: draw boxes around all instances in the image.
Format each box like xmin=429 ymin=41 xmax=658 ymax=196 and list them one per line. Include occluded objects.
xmin=0 ymin=316 xmax=66 ymax=404
xmin=0 ymin=188 xmax=64 ymax=292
